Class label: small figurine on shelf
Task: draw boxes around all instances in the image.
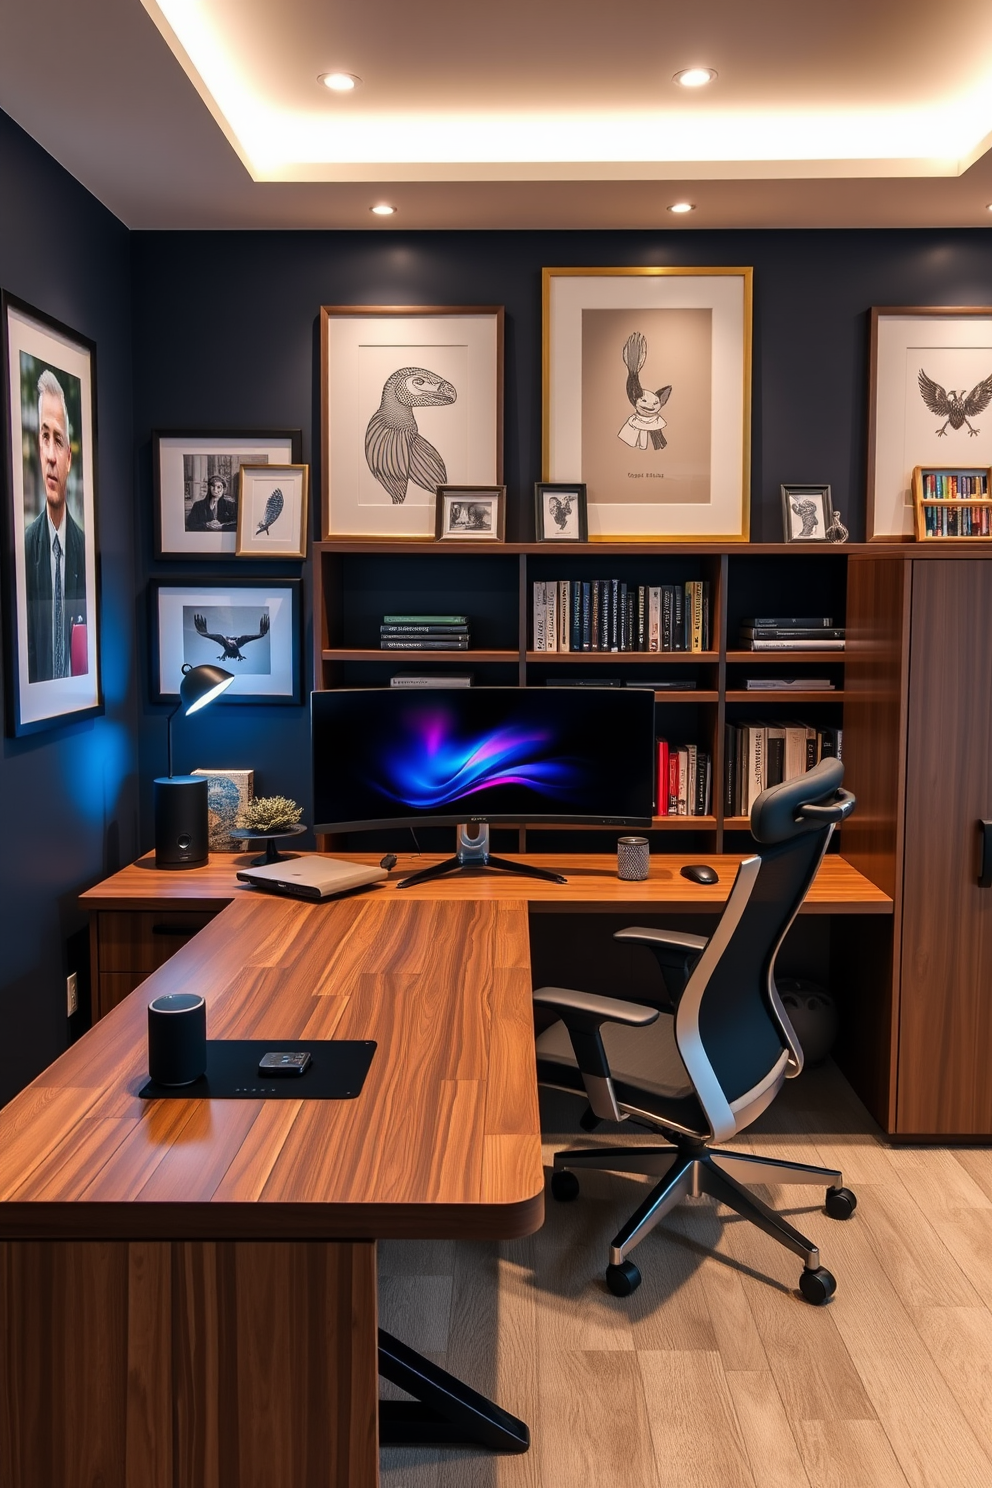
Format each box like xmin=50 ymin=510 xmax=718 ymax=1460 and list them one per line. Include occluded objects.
xmin=230 ymin=795 xmax=306 ymax=865
xmin=825 ymin=508 xmax=850 ymax=543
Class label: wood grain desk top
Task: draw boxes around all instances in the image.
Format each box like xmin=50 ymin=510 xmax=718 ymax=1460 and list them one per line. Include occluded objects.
xmin=81 ymin=850 xmax=892 ymax=915
xmin=0 ymin=895 xmax=543 ymax=1244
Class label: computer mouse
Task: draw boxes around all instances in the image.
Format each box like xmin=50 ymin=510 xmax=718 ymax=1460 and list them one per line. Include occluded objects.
xmin=379 ymin=854 xmax=398 ymax=871
xmin=681 ymin=863 xmax=719 ymax=885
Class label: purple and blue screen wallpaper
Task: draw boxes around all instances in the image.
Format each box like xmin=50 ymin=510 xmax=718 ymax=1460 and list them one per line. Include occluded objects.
xmin=313 ymin=688 xmax=655 ymax=829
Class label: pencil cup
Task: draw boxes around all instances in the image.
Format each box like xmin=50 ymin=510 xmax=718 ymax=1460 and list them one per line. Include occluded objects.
xmin=147 ymin=992 xmax=206 ymax=1086
xmin=617 ymin=837 xmax=650 ymax=881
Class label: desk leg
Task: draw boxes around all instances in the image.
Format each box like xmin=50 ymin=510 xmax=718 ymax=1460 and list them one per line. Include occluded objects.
xmin=379 ymin=1329 xmax=530 ymax=1453
xmin=1 ymin=1238 xmax=380 ymax=1488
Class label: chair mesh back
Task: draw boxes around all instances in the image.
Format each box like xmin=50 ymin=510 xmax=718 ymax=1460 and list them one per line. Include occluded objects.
xmin=692 ymin=832 xmax=829 ymax=1103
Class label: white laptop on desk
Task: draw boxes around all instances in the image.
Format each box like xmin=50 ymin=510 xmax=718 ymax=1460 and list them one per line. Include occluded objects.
xmin=236 ymin=856 xmax=388 ymax=901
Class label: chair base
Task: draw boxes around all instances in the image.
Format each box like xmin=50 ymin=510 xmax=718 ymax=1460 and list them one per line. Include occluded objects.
xmin=552 ymin=1139 xmax=850 ymax=1300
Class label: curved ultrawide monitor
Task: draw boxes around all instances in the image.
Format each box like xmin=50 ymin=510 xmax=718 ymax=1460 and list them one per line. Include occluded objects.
xmin=312 ymin=687 xmax=655 ymax=832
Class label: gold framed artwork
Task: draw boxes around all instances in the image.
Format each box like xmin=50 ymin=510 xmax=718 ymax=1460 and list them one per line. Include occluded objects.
xmin=542 ymin=267 xmax=752 ymax=542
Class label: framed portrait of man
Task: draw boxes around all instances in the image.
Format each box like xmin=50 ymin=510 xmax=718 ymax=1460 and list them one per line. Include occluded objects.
xmin=1 ymin=291 xmax=102 ymax=736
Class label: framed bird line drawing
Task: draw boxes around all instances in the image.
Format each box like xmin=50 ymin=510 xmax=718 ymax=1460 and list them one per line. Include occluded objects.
xmin=153 ymin=430 xmax=302 ymax=559
xmin=867 ymin=307 xmax=992 ymax=540
xmin=150 ymin=578 xmax=302 ymax=704
xmin=236 ymin=464 xmax=309 ymax=558
xmin=320 ymin=306 xmax=504 ymax=539
xmin=542 ymin=267 xmax=752 ymax=542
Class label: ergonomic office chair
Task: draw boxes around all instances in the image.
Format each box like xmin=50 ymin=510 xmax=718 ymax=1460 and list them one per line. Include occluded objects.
xmin=534 ymin=758 xmax=858 ymax=1305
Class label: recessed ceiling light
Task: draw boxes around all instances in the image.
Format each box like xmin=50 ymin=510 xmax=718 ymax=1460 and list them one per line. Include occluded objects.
xmin=668 ymin=202 xmax=695 ymax=214
xmin=370 ymin=204 xmax=396 ymax=216
xmin=319 ymin=72 xmax=361 ymax=92
xmin=674 ymin=68 xmax=717 ymax=88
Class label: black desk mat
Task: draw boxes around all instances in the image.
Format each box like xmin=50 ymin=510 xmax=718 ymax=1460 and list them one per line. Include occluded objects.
xmin=138 ymin=1039 xmax=376 ymax=1100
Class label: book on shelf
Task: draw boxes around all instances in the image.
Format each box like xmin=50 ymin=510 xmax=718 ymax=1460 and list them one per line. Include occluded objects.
xmin=741 ymin=627 xmax=845 ymax=641
xmin=745 ymin=678 xmax=835 ymax=691
xmin=656 ymin=738 xmax=711 ymax=817
xmin=390 ymin=674 xmax=473 ymax=688
xmin=381 ymin=638 xmax=470 ymax=650
xmin=381 ymin=624 xmax=469 ymax=636
xmin=547 ymin=677 xmax=622 ymax=686
xmin=531 ymin=579 xmax=710 ymax=653
xmin=625 ymin=679 xmax=698 ymax=690
xmin=744 ymin=638 xmax=845 ymax=650
xmin=743 ymin=616 xmax=834 ymax=628
xmin=384 ymin=614 xmax=468 ymax=625
xmin=724 ymin=721 xmax=843 ymax=817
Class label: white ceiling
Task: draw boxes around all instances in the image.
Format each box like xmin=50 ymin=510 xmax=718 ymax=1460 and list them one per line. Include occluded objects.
xmin=3 ymin=0 xmax=992 ymax=229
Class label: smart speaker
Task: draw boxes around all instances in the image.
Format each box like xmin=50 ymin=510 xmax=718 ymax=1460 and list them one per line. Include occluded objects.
xmin=147 ymin=991 xmax=207 ymax=1085
xmin=154 ymin=774 xmax=209 ymax=868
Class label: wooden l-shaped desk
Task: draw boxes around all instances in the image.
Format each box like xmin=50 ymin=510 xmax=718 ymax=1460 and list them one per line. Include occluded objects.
xmin=0 ymin=853 xmax=890 ymax=1488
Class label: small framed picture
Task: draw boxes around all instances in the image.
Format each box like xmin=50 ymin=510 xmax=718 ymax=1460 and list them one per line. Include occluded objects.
xmin=781 ymin=484 xmax=836 ymax=543
xmin=435 ymin=484 xmax=506 ymax=541
xmin=236 ymin=464 xmax=309 ymax=558
xmin=534 ymin=482 xmax=588 ymax=541
xmin=153 ymin=429 xmax=302 ymax=558
xmin=150 ymin=578 xmax=301 ymax=704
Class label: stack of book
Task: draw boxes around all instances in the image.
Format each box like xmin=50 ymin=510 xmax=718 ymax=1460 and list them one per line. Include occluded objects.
xmin=739 ymin=615 xmax=844 ymax=651
xmin=533 ymin=581 xmax=710 ymax=653
xmin=725 ymin=722 xmax=843 ymax=817
xmin=380 ymin=614 xmax=469 ymax=651
xmin=656 ymin=740 xmax=712 ymax=818
xmin=390 ymin=674 xmax=473 ymax=688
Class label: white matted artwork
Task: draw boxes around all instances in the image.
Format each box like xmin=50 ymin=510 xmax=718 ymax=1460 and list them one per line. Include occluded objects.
xmin=868 ymin=309 xmax=992 ymax=539
xmin=154 ymin=430 xmax=300 ymax=558
xmin=543 ymin=268 xmax=751 ymax=541
xmin=321 ymin=307 xmax=503 ymax=538
xmin=152 ymin=580 xmax=301 ymax=703
xmin=237 ymin=464 xmax=309 ymax=558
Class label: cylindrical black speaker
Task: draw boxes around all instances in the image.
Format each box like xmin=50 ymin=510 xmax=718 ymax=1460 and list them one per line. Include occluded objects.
xmin=147 ymin=992 xmax=207 ymax=1086
xmin=154 ymin=775 xmax=208 ymax=868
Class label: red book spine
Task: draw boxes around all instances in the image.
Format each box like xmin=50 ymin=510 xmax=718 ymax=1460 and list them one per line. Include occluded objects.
xmin=656 ymin=739 xmax=669 ymax=816
xmin=668 ymin=752 xmax=680 ymax=816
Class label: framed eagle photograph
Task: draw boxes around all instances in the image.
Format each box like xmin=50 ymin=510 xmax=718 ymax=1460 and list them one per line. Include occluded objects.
xmin=867 ymin=307 xmax=992 ymax=540
xmin=320 ymin=306 xmax=504 ymax=539
xmin=150 ymin=578 xmax=301 ymax=705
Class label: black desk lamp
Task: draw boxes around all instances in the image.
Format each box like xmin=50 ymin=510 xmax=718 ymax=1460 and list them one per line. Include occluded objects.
xmin=154 ymin=663 xmax=235 ymax=869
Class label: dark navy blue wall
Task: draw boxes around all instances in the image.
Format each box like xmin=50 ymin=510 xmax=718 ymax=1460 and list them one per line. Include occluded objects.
xmin=130 ymin=227 xmax=992 ymax=837
xmin=0 ymin=110 xmax=138 ymax=1104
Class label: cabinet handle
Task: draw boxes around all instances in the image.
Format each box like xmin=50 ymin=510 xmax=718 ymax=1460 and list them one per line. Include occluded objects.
xmin=979 ymin=822 xmax=992 ymax=889
xmin=151 ymin=923 xmax=202 ymax=936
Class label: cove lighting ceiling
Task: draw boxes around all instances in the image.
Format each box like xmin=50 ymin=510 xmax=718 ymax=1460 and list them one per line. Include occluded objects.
xmin=142 ymin=0 xmax=992 ymax=182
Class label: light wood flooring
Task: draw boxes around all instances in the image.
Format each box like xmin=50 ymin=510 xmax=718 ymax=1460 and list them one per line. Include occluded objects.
xmin=380 ymin=1061 xmax=992 ymax=1488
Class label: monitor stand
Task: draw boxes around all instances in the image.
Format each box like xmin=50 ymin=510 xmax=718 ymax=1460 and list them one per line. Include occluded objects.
xmin=396 ymin=824 xmax=567 ymax=889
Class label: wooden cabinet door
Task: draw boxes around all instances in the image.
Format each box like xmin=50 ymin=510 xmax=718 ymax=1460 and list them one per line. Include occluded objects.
xmin=898 ymin=560 xmax=992 ymax=1134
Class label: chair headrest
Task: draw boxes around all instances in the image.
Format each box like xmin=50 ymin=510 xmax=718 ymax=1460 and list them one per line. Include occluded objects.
xmin=750 ymin=757 xmax=854 ymax=844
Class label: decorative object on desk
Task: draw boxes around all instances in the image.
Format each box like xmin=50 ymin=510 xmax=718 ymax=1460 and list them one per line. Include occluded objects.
xmin=867 ymin=306 xmax=992 ymax=539
xmin=231 ymin=793 xmax=305 ymax=865
xmin=781 ymin=483 xmax=836 ymax=543
xmin=235 ymin=462 xmax=309 ymax=558
xmin=543 ymin=267 xmax=751 ymax=540
xmin=151 ymin=577 xmax=302 ymax=704
xmin=435 ymin=484 xmax=506 ymax=541
xmin=153 ymin=429 xmax=301 ymax=558
xmin=534 ymin=482 xmax=588 ymax=541
xmin=617 ymin=836 xmax=650 ymax=881
xmin=910 ymin=465 xmax=992 ymax=540
xmin=320 ymin=305 xmax=503 ymax=538
xmin=191 ymin=767 xmax=254 ymax=851
xmin=777 ymin=980 xmax=838 ymax=1065
xmin=147 ymin=992 xmax=207 ymax=1086
xmin=155 ymin=660 xmax=235 ymax=868
xmin=1 ymin=290 xmax=102 ymax=737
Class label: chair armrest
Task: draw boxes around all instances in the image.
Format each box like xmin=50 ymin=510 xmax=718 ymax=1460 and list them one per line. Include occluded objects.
xmin=613 ymin=926 xmax=708 ymax=1008
xmin=613 ymin=927 xmax=708 ymax=953
xmin=533 ymin=985 xmax=660 ymax=1031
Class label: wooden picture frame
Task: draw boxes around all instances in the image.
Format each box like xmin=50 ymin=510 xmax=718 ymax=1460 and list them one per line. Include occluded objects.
xmin=434 ymin=485 xmax=506 ymax=541
xmin=1 ymin=291 xmax=103 ymax=736
xmin=320 ymin=306 xmax=503 ymax=539
xmin=153 ymin=429 xmax=302 ymax=559
xmin=150 ymin=577 xmax=302 ymax=705
xmin=534 ymin=482 xmax=588 ymax=542
xmin=236 ymin=463 xmax=309 ymax=558
xmin=543 ymin=267 xmax=752 ymax=541
xmin=867 ymin=306 xmax=992 ymax=540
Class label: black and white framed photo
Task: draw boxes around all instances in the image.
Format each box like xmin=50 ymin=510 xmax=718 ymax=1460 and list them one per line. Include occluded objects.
xmin=236 ymin=463 xmax=309 ymax=558
xmin=151 ymin=578 xmax=301 ymax=704
xmin=1 ymin=291 xmax=102 ymax=736
xmin=435 ymin=484 xmax=506 ymax=541
xmin=534 ymin=481 xmax=588 ymax=541
xmin=153 ymin=429 xmax=301 ymax=558
xmin=781 ymin=484 xmax=836 ymax=543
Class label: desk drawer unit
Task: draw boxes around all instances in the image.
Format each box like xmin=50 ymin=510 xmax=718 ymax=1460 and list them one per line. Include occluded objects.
xmin=92 ymin=909 xmax=220 ymax=1018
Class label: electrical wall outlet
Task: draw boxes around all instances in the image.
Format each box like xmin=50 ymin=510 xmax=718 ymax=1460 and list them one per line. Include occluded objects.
xmin=66 ymin=972 xmax=79 ymax=1017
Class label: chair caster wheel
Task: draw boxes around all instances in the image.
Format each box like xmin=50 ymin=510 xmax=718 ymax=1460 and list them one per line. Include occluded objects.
xmin=825 ymin=1185 xmax=857 ymax=1220
xmin=799 ymin=1266 xmax=837 ymax=1305
xmin=606 ymin=1261 xmax=641 ymax=1297
xmin=551 ymin=1170 xmax=580 ymax=1202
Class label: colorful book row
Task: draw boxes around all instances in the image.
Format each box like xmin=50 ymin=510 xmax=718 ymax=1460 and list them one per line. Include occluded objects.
xmin=533 ymin=581 xmax=710 ymax=653
xmin=656 ymin=740 xmax=712 ymax=817
xmin=725 ymin=723 xmax=843 ymax=818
